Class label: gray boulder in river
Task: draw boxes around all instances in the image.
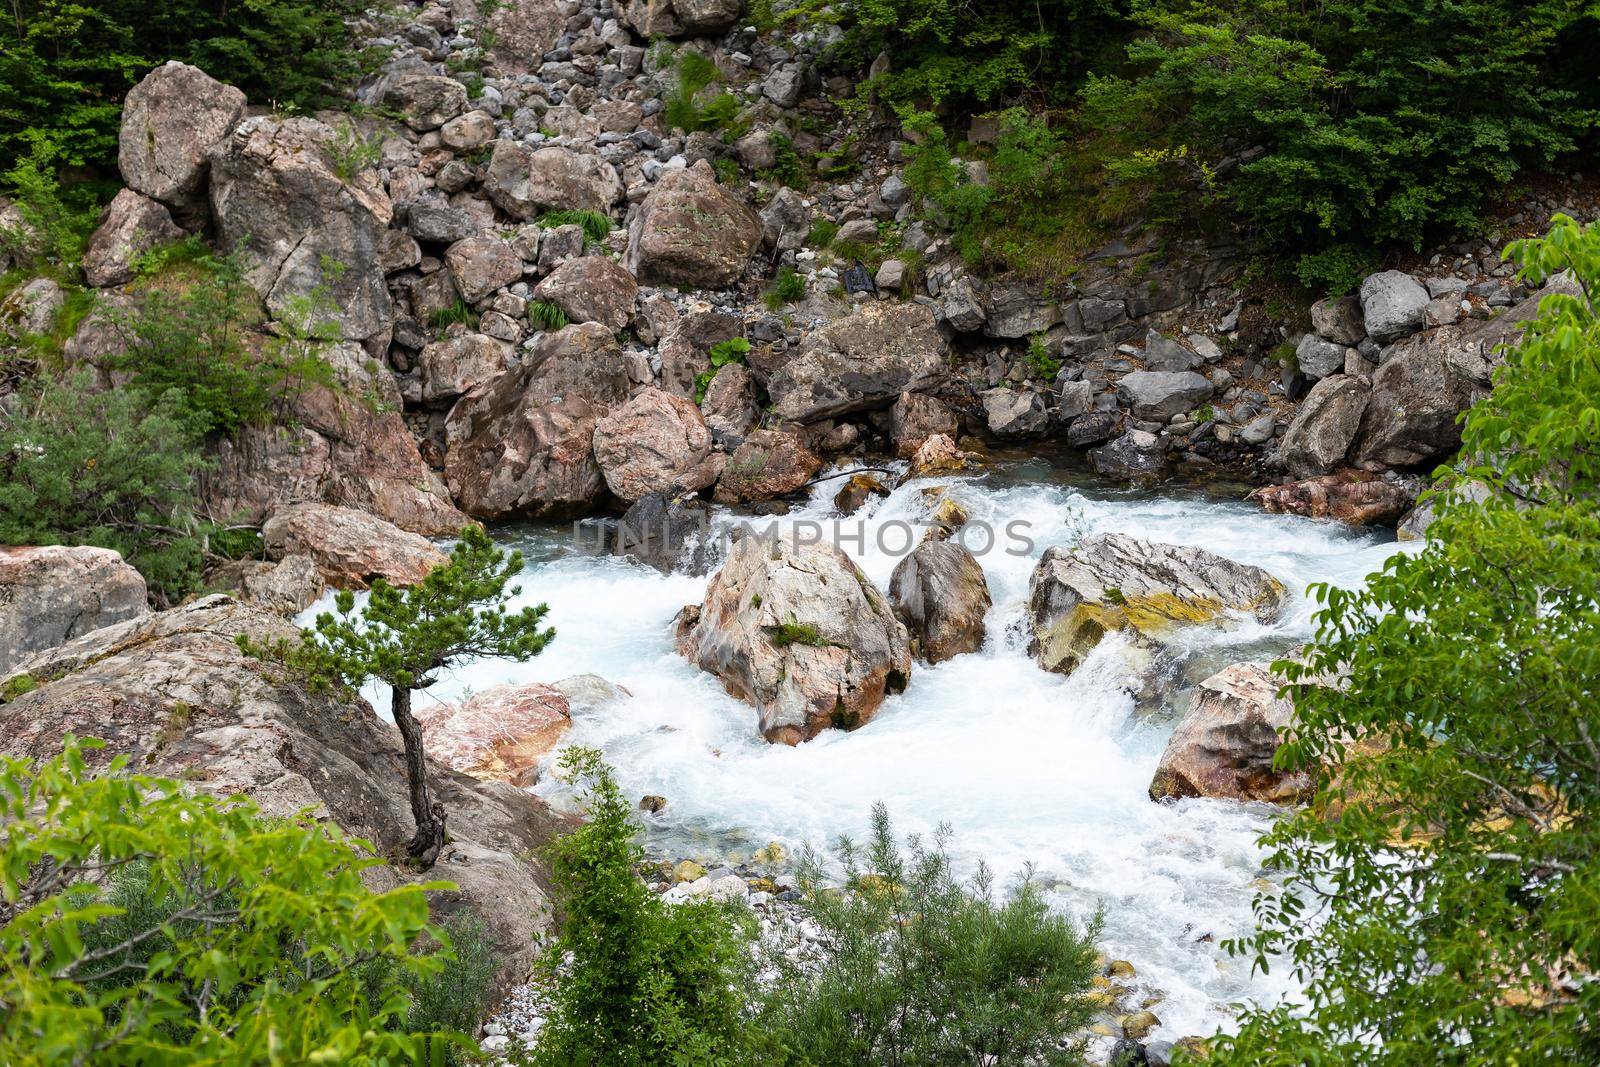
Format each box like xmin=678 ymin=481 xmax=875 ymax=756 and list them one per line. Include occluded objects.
xmin=1027 ymin=534 xmax=1289 ymax=675
xmin=888 ymin=541 xmax=992 ymax=664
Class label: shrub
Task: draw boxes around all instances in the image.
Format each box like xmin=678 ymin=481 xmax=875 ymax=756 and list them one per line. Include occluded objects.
xmin=531 ymin=748 xmax=754 ymax=1067
xmin=0 ymin=140 xmax=104 ymax=276
xmin=538 ymin=209 xmax=613 ymax=243
xmin=398 ymin=915 xmax=498 ymax=1067
xmin=755 ymin=804 xmax=1101 ymax=1064
xmin=694 ymin=336 xmax=751 ymax=401
xmin=0 ymin=737 xmax=462 ymax=1064
xmin=528 ymin=299 xmax=569 ymax=332
xmin=662 ymin=50 xmax=743 ymax=134
xmin=0 ymin=0 xmax=372 ymax=172
xmin=1026 ymin=334 xmax=1062 ymax=380
xmin=1212 ymin=215 xmax=1600 ymax=1066
xmin=763 ymin=266 xmax=807 ymax=310
xmin=1082 ymin=0 xmax=1592 ymax=290
xmin=0 ymin=370 xmax=208 ymax=602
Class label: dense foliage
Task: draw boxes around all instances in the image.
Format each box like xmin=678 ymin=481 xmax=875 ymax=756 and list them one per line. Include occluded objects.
xmin=755 ymin=804 xmax=1101 ymax=1065
xmin=0 ymin=0 xmax=369 ymax=172
xmin=275 ymin=525 xmax=555 ymax=864
xmin=1213 ymin=215 xmax=1600 ymax=1064
xmin=0 ymin=737 xmax=466 ymax=1064
xmin=0 ymin=370 xmax=207 ymax=601
xmin=531 ymin=748 xmax=755 ymax=1066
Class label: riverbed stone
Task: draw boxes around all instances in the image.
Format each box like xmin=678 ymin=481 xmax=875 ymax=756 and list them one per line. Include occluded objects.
xmin=416 ymin=683 xmax=572 ymax=787
xmin=712 ymin=428 xmax=822 ymax=505
xmin=888 ymin=541 xmax=991 ymax=664
xmin=1250 ymin=470 xmax=1413 ymax=527
xmin=1116 ymin=371 xmax=1212 ymax=422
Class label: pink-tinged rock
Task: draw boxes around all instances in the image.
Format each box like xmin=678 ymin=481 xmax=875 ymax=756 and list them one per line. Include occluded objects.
xmin=83 ymin=189 xmax=183 ymax=288
xmin=1250 ymin=469 xmax=1413 ymax=527
xmin=118 ymin=61 xmax=246 ymax=217
xmin=1149 ymin=661 xmax=1313 ymax=804
xmin=262 ymin=503 xmax=448 ymax=589
xmin=416 ymin=684 xmax=572 ymax=787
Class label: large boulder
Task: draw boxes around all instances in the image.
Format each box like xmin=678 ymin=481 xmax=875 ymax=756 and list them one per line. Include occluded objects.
xmin=982 ymin=279 xmax=1061 ymax=339
xmin=0 ymin=597 xmax=568 ymax=999
xmin=675 ymin=537 xmax=911 ymax=744
xmin=1027 ymin=534 xmax=1289 ymax=675
xmin=444 ymin=323 xmax=631 ymax=519
xmin=1249 ymin=470 xmax=1413 ymax=527
xmin=532 ymin=255 xmax=638 ymax=331
xmin=1280 ymin=374 xmax=1370 ymax=477
xmin=888 ymin=541 xmax=991 ymax=664
xmin=592 ymin=388 xmax=722 ymax=503
xmin=889 ymin=392 xmax=958 ymax=459
xmin=1293 ymin=334 xmax=1348 ymax=381
xmin=1351 ymin=329 xmax=1479 ymax=468
xmin=1358 ymin=270 xmax=1429 ymax=343
xmin=487 ymin=0 xmax=568 ymax=74
xmin=1310 ymin=295 xmax=1365 ymax=346
xmin=620 ymin=0 xmax=744 ymax=38
xmin=1089 ymin=430 xmax=1166 ymax=484
xmin=208 ymin=116 xmax=393 ymax=342
xmin=118 ymin=62 xmax=246 ymax=219
xmin=202 ymin=342 xmax=466 ymax=537
xmin=712 ymin=428 xmax=822 ymax=505
xmin=416 ymin=683 xmax=572 ymax=787
xmin=766 ymin=303 xmax=946 ymax=422
xmin=482 ymin=142 xmax=624 ymax=220
xmin=1149 ymin=661 xmax=1313 ymax=803
xmin=82 ymin=189 xmax=183 ymax=288
xmin=0 ymin=546 xmax=148 ymax=675
xmin=380 ymin=73 xmax=467 ymax=131
xmin=262 ymin=503 xmax=448 ymax=589
xmin=445 ymin=235 xmax=523 ymax=304
xmin=981 ymin=387 xmax=1048 ymax=438
xmin=1116 ymin=371 xmax=1212 ymax=422
xmin=418 ymin=331 xmax=513 ymax=403
xmin=625 ymin=160 xmax=761 ymax=288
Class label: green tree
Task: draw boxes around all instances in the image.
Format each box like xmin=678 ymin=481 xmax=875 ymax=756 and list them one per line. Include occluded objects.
xmin=0 ymin=370 xmax=208 ymax=603
xmin=531 ymin=748 xmax=754 ymax=1067
xmin=0 ymin=736 xmax=464 ymax=1064
xmin=1212 ymin=214 xmax=1600 ymax=1065
xmin=756 ymin=804 xmax=1101 ymax=1065
xmin=266 ymin=526 xmax=554 ymax=867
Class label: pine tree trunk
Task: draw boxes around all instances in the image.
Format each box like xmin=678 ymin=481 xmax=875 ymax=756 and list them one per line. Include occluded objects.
xmin=392 ymin=686 xmax=446 ymax=868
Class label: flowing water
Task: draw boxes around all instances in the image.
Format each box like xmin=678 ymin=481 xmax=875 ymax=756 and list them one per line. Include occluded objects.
xmin=328 ymin=451 xmax=1404 ymax=1044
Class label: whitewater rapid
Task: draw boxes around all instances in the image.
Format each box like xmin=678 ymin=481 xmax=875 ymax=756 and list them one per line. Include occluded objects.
xmin=330 ymin=454 xmax=1403 ymax=1043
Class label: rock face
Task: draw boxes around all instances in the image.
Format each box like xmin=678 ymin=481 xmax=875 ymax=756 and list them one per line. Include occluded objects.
xmin=83 ymin=189 xmax=183 ymax=288
xmin=1352 ymin=328 xmax=1479 ymax=467
xmin=625 ymin=160 xmax=761 ymax=288
xmin=712 ymin=428 xmax=822 ymax=505
xmin=202 ymin=342 xmax=466 ymax=537
xmin=1027 ymin=534 xmax=1289 ymax=675
xmin=592 ymin=388 xmax=723 ymax=503
xmin=532 ymin=255 xmax=638 ymax=331
xmin=0 ymin=547 xmax=149 ymax=674
xmin=445 ymin=323 xmax=630 ymax=519
xmin=0 ymin=597 xmax=567 ymax=999
xmin=1149 ymin=661 xmax=1312 ymax=803
xmin=675 ymin=537 xmax=911 ymax=744
xmin=1279 ymin=374 xmax=1370 ymax=477
xmin=209 ymin=116 xmax=393 ymax=342
xmin=1116 ymin=371 xmax=1212 ymax=422
xmin=1250 ymin=470 xmax=1413 ymax=527
xmin=118 ymin=62 xmax=246 ymax=219
xmin=888 ymin=541 xmax=991 ymax=664
xmin=415 ymin=683 xmax=572 ymax=787
xmin=262 ymin=503 xmax=448 ymax=589
xmin=1359 ymin=270 xmax=1429 ymax=343
xmin=621 ymin=0 xmax=744 ymax=36
xmin=766 ymin=303 xmax=946 ymax=422
xmin=482 ymin=142 xmax=624 ymax=219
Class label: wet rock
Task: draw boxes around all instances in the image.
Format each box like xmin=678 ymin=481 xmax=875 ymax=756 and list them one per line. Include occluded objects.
xmin=889 ymin=392 xmax=959 ymax=459
xmin=834 ymin=473 xmax=890 ymax=516
xmin=675 ymin=537 xmax=912 ymax=745
xmin=904 ymin=433 xmax=972 ymax=480
xmin=889 ymin=541 xmax=991 ymax=664
xmin=1116 ymin=371 xmax=1212 ymax=422
xmin=1149 ymin=660 xmax=1314 ymax=803
xmin=767 ymin=303 xmax=946 ymax=422
xmin=482 ymin=142 xmax=624 ymax=219
xmin=1279 ymin=374 xmax=1369 ymax=478
xmin=1358 ymin=270 xmax=1429 ymax=343
xmin=118 ymin=61 xmax=245 ymax=219
xmin=209 ymin=116 xmax=392 ymax=341
xmin=82 ymin=190 xmax=183 ymax=288
xmin=0 ymin=546 xmax=148 ymax=674
xmin=0 ymin=596 xmax=566 ymax=1001
xmin=444 ymin=323 xmax=631 ymax=519
xmin=626 ymin=160 xmax=761 ymax=288
xmin=713 ymin=428 xmax=822 ymax=505
xmin=981 ymin=387 xmax=1048 ymax=438
xmin=1067 ymin=411 xmax=1121 ymax=448
xmin=532 ymin=255 xmax=638 ymax=331
xmin=593 ymin=388 xmax=723 ymax=503
xmin=262 ymin=503 xmax=447 ymax=589
xmin=1089 ymin=430 xmax=1165 ymax=483
xmin=1027 ymin=533 xmax=1289 ymax=675
xmin=614 ymin=491 xmax=713 ymax=573
xmin=1250 ymin=469 xmax=1413 ymax=527
xmin=416 ymin=684 xmax=571 ymax=787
